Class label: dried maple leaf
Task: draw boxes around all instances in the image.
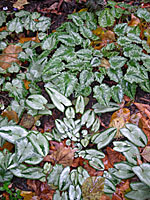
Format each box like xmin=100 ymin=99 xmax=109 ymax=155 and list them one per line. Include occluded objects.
xmin=44 ymin=142 xmax=75 ymax=167
xmin=13 ymin=0 xmax=29 ymax=10
xmin=0 ymin=45 xmax=22 ymax=70
xmin=141 ymin=146 xmax=150 ymax=162
xmin=0 ymin=141 xmax=14 ymax=152
xmin=19 ymin=33 xmax=40 ymax=44
xmin=106 ymin=147 xmax=126 ymax=167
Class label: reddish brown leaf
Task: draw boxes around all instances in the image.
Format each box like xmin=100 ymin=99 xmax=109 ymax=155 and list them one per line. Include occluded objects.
xmin=1 ymin=110 xmax=19 ymax=123
xmin=106 ymin=147 xmax=126 ymax=166
xmin=102 ymin=155 xmax=113 ymax=170
xmin=101 ymin=194 xmax=112 ymax=200
xmin=0 ymin=45 xmax=22 ymax=70
xmin=44 ymin=142 xmax=75 ymax=167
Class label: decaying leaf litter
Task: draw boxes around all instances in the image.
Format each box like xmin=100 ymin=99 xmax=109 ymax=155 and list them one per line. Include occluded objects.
xmin=0 ymin=0 xmax=150 ymax=199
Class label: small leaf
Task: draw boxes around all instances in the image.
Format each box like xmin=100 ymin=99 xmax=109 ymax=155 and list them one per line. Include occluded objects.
xmin=109 ymin=56 xmax=127 ymax=69
xmin=75 ymin=96 xmax=85 ymax=114
xmin=65 ymin=107 xmax=75 ymax=119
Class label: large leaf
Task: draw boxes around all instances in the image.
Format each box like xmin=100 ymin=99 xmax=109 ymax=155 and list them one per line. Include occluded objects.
xmin=93 ymin=84 xmax=111 ymax=106
xmin=10 ymin=164 xmax=45 ymax=179
xmin=125 ymin=182 xmax=150 ymax=200
xmin=132 ymin=163 xmax=150 ymax=187
xmin=92 ymin=102 xmax=120 ymax=113
xmin=26 ymin=94 xmax=48 ymax=110
xmin=59 ymin=166 xmax=71 ymax=191
xmin=113 ymin=161 xmax=135 ymax=179
xmin=98 ymin=8 xmax=115 ymax=27
xmin=109 ymin=56 xmax=127 ymax=69
xmin=27 ymin=131 xmax=49 ymax=157
xmin=120 ymin=123 xmax=148 ymax=147
xmin=7 ymin=18 xmax=23 ymax=33
xmin=45 ymin=86 xmax=72 ymax=112
xmin=137 ymin=8 xmax=150 ymax=22
xmin=47 ymin=164 xmax=63 ymax=187
xmin=0 ymin=126 xmax=28 ymax=144
xmin=91 ymin=127 xmax=117 ymax=149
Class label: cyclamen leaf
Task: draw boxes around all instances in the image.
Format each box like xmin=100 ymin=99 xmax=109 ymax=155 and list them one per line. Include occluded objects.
xmin=76 ymin=49 xmax=92 ymax=60
xmin=137 ymin=8 xmax=150 ymax=22
xmin=75 ymin=96 xmax=85 ymax=114
xmin=26 ymin=94 xmax=48 ymax=110
xmin=117 ymin=36 xmax=131 ymax=46
xmin=27 ymin=131 xmax=49 ymax=157
xmin=111 ymin=84 xmax=123 ymax=103
xmin=7 ymin=18 xmax=23 ymax=33
xmin=42 ymin=34 xmax=58 ymax=51
xmin=120 ymin=123 xmax=147 ymax=147
xmin=132 ymin=164 xmax=150 ymax=187
xmin=68 ymin=13 xmax=84 ymax=27
xmin=59 ymin=166 xmax=71 ymax=191
xmin=79 ymin=26 xmax=93 ymax=39
xmin=58 ymin=34 xmax=76 ymax=46
xmin=98 ymin=9 xmax=115 ymax=27
xmin=45 ymin=86 xmax=72 ymax=112
xmin=0 ymin=126 xmax=28 ymax=144
xmin=109 ymin=56 xmax=127 ymax=69
xmin=10 ymin=164 xmax=45 ymax=179
xmin=91 ymin=127 xmax=117 ymax=149
xmin=113 ymin=161 xmax=135 ymax=179
xmin=93 ymin=84 xmax=111 ymax=106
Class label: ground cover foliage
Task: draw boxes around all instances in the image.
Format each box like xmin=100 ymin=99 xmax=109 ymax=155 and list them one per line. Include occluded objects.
xmin=0 ymin=0 xmax=150 ymax=199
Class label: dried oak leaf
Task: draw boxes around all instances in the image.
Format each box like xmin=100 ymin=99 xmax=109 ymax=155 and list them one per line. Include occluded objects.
xmin=82 ymin=176 xmax=105 ymax=200
xmin=44 ymin=142 xmax=75 ymax=167
xmin=0 ymin=45 xmax=22 ymax=70
xmin=106 ymin=147 xmax=126 ymax=166
xmin=141 ymin=146 xmax=150 ymax=162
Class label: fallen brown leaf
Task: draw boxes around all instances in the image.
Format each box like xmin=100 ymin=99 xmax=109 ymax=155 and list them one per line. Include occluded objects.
xmin=106 ymin=147 xmax=126 ymax=166
xmin=0 ymin=45 xmax=22 ymax=70
xmin=44 ymin=142 xmax=75 ymax=167
xmin=1 ymin=110 xmax=19 ymax=123
xmin=128 ymin=14 xmax=140 ymax=26
xmin=19 ymin=113 xmax=35 ymax=129
xmin=13 ymin=0 xmax=29 ymax=10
